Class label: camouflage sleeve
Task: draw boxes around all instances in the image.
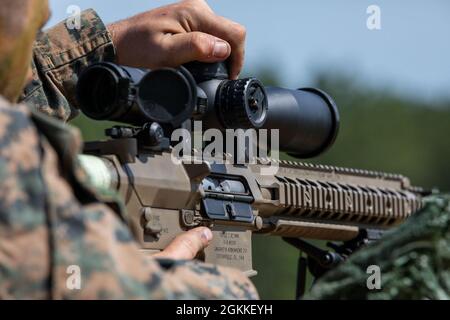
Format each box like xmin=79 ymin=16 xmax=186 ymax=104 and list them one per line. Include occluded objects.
xmin=0 ymin=97 xmax=51 ymax=299
xmin=19 ymin=9 xmax=116 ymax=122
xmin=305 ymin=194 xmax=450 ymax=300
xmin=0 ymin=97 xmax=258 ymax=299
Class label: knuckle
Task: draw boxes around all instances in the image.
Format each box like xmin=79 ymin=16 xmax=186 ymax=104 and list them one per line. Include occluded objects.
xmin=190 ymin=33 xmax=212 ymax=56
xmin=234 ymin=24 xmax=247 ymax=41
xmin=186 ymin=2 xmax=201 ymax=16
xmin=178 ymin=0 xmax=203 ymax=17
xmin=175 ymin=3 xmax=194 ymax=20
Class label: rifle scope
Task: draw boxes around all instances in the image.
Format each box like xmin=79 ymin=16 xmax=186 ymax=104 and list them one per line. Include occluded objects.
xmin=76 ymin=61 xmax=339 ymax=158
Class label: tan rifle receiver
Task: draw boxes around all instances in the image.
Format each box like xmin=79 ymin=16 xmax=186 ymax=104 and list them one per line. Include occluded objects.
xmin=81 ymin=138 xmax=424 ymax=277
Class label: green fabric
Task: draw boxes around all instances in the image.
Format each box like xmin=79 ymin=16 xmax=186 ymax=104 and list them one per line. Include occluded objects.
xmin=306 ymin=194 xmax=450 ymax=300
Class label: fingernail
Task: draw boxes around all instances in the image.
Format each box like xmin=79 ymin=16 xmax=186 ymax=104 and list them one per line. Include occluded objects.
xmin=201 ymin=228 xmax=213 ymax=242
xmin=213 ymin=40 xmax=229 ymax=58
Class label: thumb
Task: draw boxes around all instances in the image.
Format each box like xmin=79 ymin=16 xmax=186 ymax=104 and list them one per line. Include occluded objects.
xmin=162 ymin=31 xmax=231 ymax=66
xmin=154 ymin=227 xmax=213 ymax=260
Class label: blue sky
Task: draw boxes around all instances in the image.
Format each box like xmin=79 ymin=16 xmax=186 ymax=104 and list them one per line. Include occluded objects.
xmin=47 ymin=0 xmax=450 ymax=102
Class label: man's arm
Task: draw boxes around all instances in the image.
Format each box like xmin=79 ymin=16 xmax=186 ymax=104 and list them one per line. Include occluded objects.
xmin=20 ymin=9 xmax=115 ymax=121
xmin=20 ymin=0 xmax=247 ymax=122
xmin=0 ymin=97 xmax=258 ymax=299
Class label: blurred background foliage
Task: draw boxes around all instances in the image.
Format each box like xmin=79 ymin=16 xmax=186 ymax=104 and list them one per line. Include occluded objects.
xmin=250 ymin=68 xmax=450 ymax=299
xmin=70 ymin=67 xmax=450 ymax=299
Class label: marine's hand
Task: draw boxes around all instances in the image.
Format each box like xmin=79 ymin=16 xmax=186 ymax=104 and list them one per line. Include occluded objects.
xmin=153 ymin=227 xmax=213 ymax=260
xmin=108 ymin=0 xmax=246 ymax=79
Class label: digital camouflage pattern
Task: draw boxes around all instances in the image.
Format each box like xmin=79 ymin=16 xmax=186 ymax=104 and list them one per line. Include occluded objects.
xmin=306 ymin=194 xmax=450 ymax=300
xmin=0 ymin=9 xmax=258 ymax=299
xmin=20 ymin=9 xmax=115 ymax=121
xmin=4 ymin=7 xmax=448 ymax=301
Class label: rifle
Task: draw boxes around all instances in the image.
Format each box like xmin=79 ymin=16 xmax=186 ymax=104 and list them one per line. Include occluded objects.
xmin=76 ymin=61 xmax=425 ymax=297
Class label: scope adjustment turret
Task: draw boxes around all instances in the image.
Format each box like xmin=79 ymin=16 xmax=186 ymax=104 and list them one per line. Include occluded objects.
xmin=218 ymin=78 xmax=268 ymax=129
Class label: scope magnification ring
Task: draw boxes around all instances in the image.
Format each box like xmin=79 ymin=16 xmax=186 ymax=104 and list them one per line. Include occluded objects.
xmin=218 ymin=78 xmax=268 ymax=129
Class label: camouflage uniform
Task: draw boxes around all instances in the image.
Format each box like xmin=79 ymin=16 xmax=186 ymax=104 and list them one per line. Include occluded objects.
xmin=21 ymin=9 xmax=116 ymax=121
xmin=306 ymin=194 xmax=450 ymax=300
xmin=0 ymin=9 xmax=258 ymax=299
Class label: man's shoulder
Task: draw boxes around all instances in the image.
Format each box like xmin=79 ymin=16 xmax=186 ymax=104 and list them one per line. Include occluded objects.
xmin=0 ymin=96 xmax=36 ymax=140
xmin=0 ymin=95 xmax=29 ymax=112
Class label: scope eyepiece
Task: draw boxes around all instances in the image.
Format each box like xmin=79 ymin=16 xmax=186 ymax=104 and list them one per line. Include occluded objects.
xmin=137 ymin=67 xmax=197 ymax=127
xmin=76 ymin=63 xmax=196 ymax=127
xmin=76 ymin=62 xmax=145 ymax=121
